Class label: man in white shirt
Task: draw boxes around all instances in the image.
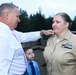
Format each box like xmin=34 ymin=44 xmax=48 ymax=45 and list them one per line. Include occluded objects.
xmin=0 ymin=3 xmax=54 ymax=75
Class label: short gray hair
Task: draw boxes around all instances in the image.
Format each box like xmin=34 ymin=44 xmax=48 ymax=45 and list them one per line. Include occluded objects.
xmin=0 ymin=3 xmax=18 ymax=16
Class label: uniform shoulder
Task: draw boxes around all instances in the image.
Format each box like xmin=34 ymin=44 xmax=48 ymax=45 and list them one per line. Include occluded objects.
xmin=70 ymin=33 xmax=76 ymax=45
xmin=72 ymin=33 xmax=76 ymax=39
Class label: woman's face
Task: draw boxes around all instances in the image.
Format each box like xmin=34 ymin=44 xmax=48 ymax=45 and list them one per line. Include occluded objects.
xmin=52 ymin=15 xmax=69 ymax=35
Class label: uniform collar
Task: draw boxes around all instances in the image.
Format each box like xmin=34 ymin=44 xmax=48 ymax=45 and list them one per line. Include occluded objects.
xmin=61 ymin=30 xmax=72 ymax=40
xmin=53 ymin=30 xmax=72 ymax=44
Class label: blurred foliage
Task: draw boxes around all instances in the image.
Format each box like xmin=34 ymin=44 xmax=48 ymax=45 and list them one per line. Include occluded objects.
xmin=15 ymin=8 xmax=76 ymax=32
xmin=71 ymin=16 xmax=76 ymax=31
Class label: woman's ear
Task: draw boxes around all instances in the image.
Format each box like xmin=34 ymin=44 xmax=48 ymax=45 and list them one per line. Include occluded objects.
xmin=65 ymin=22 xmax=69 ymax=28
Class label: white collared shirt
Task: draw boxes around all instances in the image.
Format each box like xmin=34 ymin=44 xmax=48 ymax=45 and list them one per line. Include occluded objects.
xmin=0 ymin=22 xmax=41 ymax=75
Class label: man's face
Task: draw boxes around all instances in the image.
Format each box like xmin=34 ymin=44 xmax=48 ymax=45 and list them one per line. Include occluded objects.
xmin=8 ymin=8 xmax=20 ymax=30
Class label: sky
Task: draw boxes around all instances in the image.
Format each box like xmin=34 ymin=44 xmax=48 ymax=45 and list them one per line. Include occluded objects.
xmin=0 ymin=0 xmax=76 ymax=20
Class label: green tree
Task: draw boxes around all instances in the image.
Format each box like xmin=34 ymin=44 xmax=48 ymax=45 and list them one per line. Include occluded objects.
xmin=29 ymin=12 xmax=46 ymax=31
xmin=45 ymin=16 xmax=53 ymax=30
xmin=15 ymin=8 xmax=29 ymax=32
xmin=72 ymin=16 xmax=76 ymax=31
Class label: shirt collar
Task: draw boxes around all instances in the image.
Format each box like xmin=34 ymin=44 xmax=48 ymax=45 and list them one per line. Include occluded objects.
xmin=0 ymin=22 xmax=12 ymax=33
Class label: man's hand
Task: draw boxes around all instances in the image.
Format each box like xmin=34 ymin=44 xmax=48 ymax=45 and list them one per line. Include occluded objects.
xmin=40 ymin=29 xmax=54 ymax=36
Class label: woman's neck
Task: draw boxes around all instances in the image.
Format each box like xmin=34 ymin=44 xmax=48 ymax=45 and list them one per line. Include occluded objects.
xmin=57 ymin=29 xmax=68 ymax=39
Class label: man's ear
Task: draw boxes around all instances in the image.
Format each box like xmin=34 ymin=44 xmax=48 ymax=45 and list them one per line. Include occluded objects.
xmin=5 ymin=11 xmax=10 ymax=19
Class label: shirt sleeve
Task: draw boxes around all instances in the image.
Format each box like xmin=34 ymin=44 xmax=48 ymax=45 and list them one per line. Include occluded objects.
xmin=13 ymin=30 xmax=41 ymax=43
